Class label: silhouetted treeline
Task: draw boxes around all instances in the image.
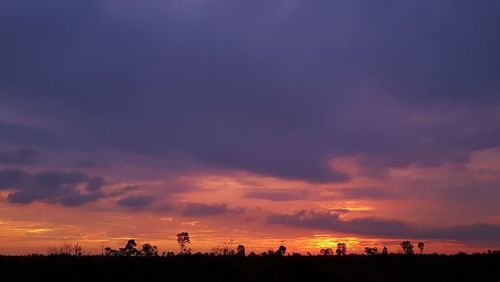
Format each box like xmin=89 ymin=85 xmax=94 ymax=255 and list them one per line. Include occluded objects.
xmin=2 ymin=233 xmax=500 ymax=281
xmin=38 ymin=233 xmax=498 ymax=259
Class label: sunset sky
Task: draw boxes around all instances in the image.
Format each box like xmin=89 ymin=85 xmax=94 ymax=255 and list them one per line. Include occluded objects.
xmin=1 ymin=1 xmax=500 ymax=255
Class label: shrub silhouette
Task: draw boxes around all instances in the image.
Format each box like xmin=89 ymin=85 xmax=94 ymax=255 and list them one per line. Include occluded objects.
xmin=320 ymin=248 xmax=334 ymax=256
xmin=364 ymin=247 xmax=379 ymax=255
xmin=47 ymin=241 xmax=82 ymax=256
xmin=418 ymin=242 xmax=425 ymax=254
xmin=381 ymin=246 xmax=389 ymax=255
xmin=275 ymin=245 xmax=287 ymax=256
xmin=236 ymin=245 xmax=246 ymax=256
xmin=104 ymin=247 xmax=119 ymax=256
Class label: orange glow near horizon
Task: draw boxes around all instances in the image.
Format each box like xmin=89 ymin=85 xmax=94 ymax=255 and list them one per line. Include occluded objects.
xmin=1 ymin=148 xmax=499 ymax=255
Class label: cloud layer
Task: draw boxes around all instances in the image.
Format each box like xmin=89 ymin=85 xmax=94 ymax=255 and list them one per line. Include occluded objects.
xmin=0 ymin=1 xmax=499 ymax=252
xmin=0 ymin=169 xmax=105 ymax=206
xmin=0 ymin=149 xmax=39 ymax=165
xmin=268 ymin=210 xmax=500 ymax=244
xmin=1 ymin=1 xmax=499 ymax=183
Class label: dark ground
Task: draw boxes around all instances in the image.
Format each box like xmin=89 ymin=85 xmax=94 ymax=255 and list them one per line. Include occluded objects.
xmin=1 ymin=254 xmax=499 ymax=282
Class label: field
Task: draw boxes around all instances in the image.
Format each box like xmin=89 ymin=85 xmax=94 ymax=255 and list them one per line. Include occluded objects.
xmin=1 ymin=254 xmax=499 ymax=282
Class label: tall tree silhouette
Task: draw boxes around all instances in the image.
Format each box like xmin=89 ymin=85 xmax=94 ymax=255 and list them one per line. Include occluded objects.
xmin=336 ymin=243 xmax=347 ymax=256
xmin=177 ymin=232 xmax=191 ymax=254
xmin=400 ymin=241 xmax=414 ymax=255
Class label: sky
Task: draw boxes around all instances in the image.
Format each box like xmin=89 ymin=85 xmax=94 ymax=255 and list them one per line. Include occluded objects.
xmin=1 ymin=0 xmax=500 ymax=255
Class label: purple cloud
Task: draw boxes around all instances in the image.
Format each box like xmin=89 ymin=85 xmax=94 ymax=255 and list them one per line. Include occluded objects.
xmin=117 ymin=195 xmax=155 ymax=208
xmin=0 ymin=1 xmax=499 ymax=184
xmin=0 ymin=168 xmax=106 ymax=206
xmin=0 ymin=148 xmax=39 ymax=165
xmin=268 ymin=210 xmax=500 ymax=244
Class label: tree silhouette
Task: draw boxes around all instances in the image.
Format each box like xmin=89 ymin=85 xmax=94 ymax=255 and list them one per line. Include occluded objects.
xmin=320 ymin=248 xmax=334 ymax=256
xmin=120 ymin=239 xmax=140 ymax=256
xmin=364 ymin=247 xmax=379 ymax=255
xmin=418 ymin=242 xmax=425 ymax=254
xmin=400 ymin=241 xmax=414 ymax=255
xmin=275 ymin=245 xmax=286 ymax=256
xmin=381 ymin=246 xmax=389 ymax=255
xmin=177 ymin=232 xmax=191 ymax=254
xmin=104 ymin=247 xmax=118 ymax=256
xmin=336 ymin=243 xmax=347 ymax=256
xmin=236 ymin=245 xmax=245 ymax=256
xmin=222 ymin=239 xmax=234 ymax=256
xmin=141 ymin=243 xmax=158 ymax=257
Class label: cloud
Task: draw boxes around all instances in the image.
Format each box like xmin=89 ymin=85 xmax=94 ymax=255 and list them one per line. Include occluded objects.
xmin=0 ymin=149 xmax=39 ymax=165
xmin=85 ymin=177 xmax=105 ymax=191
xmin=74 ymin=160 xmax=109 ymax=169
xmin=266 ymin=210 xmax=411 ymax=237
xmin=1 ymin=1 xmax=499 ymax=183
xmin=56 ymin=192 xmax=104 ymax=207
xmin=117 ymin=195 xmax=155 ymax=208
xmin=267 ymin=210 xmax=500 ymax=244
xmin=423 ymin=224 xmax=500 ymax=243
xmin=181 ymin=203 xmax=244 ymax=217
xmin=0 ymin=168 xmax=106 ymax=206
xmin=243 ymin=186 xmax=399 ymax=202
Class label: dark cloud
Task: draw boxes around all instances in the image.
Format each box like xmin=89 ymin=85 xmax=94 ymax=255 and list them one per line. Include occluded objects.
xmin=56 ymin=192 xmax=104 ymax=207
xmin=181 ymin=203 xmax=243 ymax=217
xmin=1 ymin=1 xmax=500 ymax=183
xmin=423 ymin=224 xmax=500 ymax=243
xmin=117 ymin=195 xmax=155 ymax=208
xmin=0 ymin=168 xmax=106 ymax=206
xmin=0 ymin=149 xmax=39 ymax=165
xmin=267 ymin=211 xmax=500 ymax=244
xmin=266 ymin=210 xmax=412 ymax=237
xmin=0 ymin=1 xmax=500 ymax=182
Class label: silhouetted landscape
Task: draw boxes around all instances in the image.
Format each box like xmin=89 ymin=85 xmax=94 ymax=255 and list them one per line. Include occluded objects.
xmin=2 ymin=1 xmax=500 ymax=281
xmin=2 ymin=233 xmax=500 ymax=282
